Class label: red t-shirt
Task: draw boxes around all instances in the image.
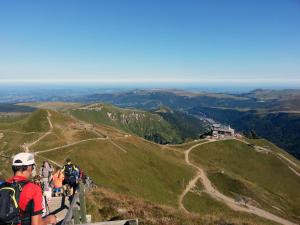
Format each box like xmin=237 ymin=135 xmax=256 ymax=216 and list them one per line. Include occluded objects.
xmin=7 ymin=175 xmax=43 ymax=224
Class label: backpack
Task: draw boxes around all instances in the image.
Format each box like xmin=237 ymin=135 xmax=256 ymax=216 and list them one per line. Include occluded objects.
xmin=0 ymin=181 xmax=28 ymax=225
xmin=64 ymin=164 xmax=79 ymax=178
xmin=64 ymin=164 xmax=73 ymax=177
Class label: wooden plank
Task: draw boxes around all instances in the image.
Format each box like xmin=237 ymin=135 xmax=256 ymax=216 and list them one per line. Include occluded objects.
xmin=48 ymin=196 xmax=69 ymax=223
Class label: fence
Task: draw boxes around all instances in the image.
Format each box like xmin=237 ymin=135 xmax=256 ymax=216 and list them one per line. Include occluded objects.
xmin=61 ymin=181 xmax=138 ymax=225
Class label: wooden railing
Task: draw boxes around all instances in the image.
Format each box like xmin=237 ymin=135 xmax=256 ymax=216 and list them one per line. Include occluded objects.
xmin=61 ymin=181 xmax=138 ymax=225
xmin=61 ymin=183 xmax=82 ymax=225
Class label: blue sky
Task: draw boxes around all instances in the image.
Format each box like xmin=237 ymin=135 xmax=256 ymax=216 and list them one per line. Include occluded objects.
xmin=0 ymin=0 xmax=299 ymax=84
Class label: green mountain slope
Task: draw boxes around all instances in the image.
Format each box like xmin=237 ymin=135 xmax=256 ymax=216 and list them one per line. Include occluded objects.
xmin=0 ymin=109 xmax=50 ymax=178
xmin=189 ymin=139 xmax=300 ymax=222
xmin=1 ymin=109 xmax=300 ymax=224
xmin=76 ymin=89 xmax=300 ymax=159
xmin=153 ymin=106 xmax=210 ymax=141
xmin=70 ymin=103 xmax=182 ymax=144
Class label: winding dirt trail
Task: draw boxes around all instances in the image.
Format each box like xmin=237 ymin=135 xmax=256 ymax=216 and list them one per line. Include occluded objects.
xmin=0 ymin=130 xmax=39 ymax=134
xmin=32 ymin=111 xmax=131 ymax=156
xmin=278 ymin=154 xmax=299 ymax=168
xmin=34 ymin=137 xmax=107 ymax=154
xmin=179 ymin=139 xmax=298 ymax=225
xmin=23 ymin=111 xmax=53 ymax=152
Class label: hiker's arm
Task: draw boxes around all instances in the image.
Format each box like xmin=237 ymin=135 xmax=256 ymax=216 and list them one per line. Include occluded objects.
xmin=31 ymin=214 xmax=56 ymax=225
xmin=30 ymin=185 xmax=56 ymax=225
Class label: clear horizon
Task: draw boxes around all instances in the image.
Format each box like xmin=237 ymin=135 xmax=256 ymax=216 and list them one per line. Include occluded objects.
xmin=0 ymin=80 xmax=299 ymax=93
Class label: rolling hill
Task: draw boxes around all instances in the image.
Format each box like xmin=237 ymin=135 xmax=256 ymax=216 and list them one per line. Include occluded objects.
xmin=68 ymin=89 xmax=300 ymax=159
xmin=0 ymin=108 xmax=300 ymax=225
xmin=70 ymin=103 xmax=184 ymax=144
xmin=153 ymin=106 xmax=210 ymax=141
xmin=69 ymin=103 xmax=189 ymax=144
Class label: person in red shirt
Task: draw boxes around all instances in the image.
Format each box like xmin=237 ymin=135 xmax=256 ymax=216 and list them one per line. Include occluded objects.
xmin=7 ymin=153 xmax=56 ymax=225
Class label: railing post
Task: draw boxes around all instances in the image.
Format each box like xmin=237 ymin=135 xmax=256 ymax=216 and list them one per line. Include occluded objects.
xmin=72 ymin=207 xmax=80 ymax=224
xmin=79 ymin=181 xmax=87 ymax=223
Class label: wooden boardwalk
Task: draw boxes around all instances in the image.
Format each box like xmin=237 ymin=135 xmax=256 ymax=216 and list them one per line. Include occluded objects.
xmin=48 ymin=196 xmax=70 ymax=224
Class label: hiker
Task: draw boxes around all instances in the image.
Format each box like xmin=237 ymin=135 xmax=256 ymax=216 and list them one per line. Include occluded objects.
xmin=52 ymin=167 xmax=64 ymax=197
xmin=0 ymin=152 xmax=56 ymax=225
xmin=39 ymin=161 xmax=53 ymax=190
xmin=33 ymin=175 xmax=50 ymax=217
xmin=62 ymin=158 xmax=79 ymax=196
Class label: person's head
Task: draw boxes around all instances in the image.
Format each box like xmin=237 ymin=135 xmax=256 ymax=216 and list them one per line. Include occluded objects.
xmin=65 ymin=158 xmax=72 ymax=165
xmin=43 ymin=160 xmax=49 ymax=167
xmin=12 ymin=153 xmax=36 ymax=179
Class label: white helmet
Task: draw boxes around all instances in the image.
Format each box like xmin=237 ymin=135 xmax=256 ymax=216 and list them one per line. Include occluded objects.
xmin=12 ymin=153 xmax=35 ymax=166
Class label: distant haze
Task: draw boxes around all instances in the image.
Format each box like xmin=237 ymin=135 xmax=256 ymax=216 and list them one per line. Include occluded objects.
xmin=0 ymin=82 xmax=299 ymax=96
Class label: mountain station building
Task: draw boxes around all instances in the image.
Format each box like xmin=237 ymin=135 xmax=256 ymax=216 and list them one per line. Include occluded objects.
xmin=212 ymin=123 xmax=235 ymax=137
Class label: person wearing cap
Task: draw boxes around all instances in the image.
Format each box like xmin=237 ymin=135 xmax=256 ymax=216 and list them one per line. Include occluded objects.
xmin=7 ymin=152 xmax=56 ymax=225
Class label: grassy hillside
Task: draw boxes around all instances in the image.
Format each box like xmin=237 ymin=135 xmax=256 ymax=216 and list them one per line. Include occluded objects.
xmin=40 ymin=136 xmax=193 ymax=206
xmin=0 ymin=109 xmax=51 ymax=155
xmin=31 ymin=110 xmax=107 ymax=151
xmin=1 ymin=109 xmax=300 ymax=224
xmin=244 ymin=138 xmax=300 ymax=170
xmin=70 ymin=103 xmax=182 ymax=144
xmin=75 ymin=89 xmax=300 ymax=160
xmin=189 ymin=140 xmax=300 ymax=223
xmin=0 ymin=110 xmax=51 ymax=178
xmin=86 ymin=186 xmax=277 ymax=225
xmin=153 ymin=106 xmax=210 ymax=141
xmin=0 ymin=131 xmax=42 ymax=178
xmin=0 ymin=114 xmax=30 ymax=131
xmin=22 ymin=109 xmax=50 ymax=132
xmin=182 ymin=181 xmax=277 ymax=225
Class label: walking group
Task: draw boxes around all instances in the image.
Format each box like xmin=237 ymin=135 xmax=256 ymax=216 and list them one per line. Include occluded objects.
xmin=38 ymin=158 xmax=81 ymax=198
xmin=33 ymin=158 xmax=82 ymax=217
xmin=0 ymin=153 xmax=93 ymax=225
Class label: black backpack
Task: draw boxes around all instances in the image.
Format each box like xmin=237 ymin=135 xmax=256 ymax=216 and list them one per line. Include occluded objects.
xmin=64 ymin=164 xmax=77 ymax=177
xmin=0 ymin=181 xmax=28 ymax=225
